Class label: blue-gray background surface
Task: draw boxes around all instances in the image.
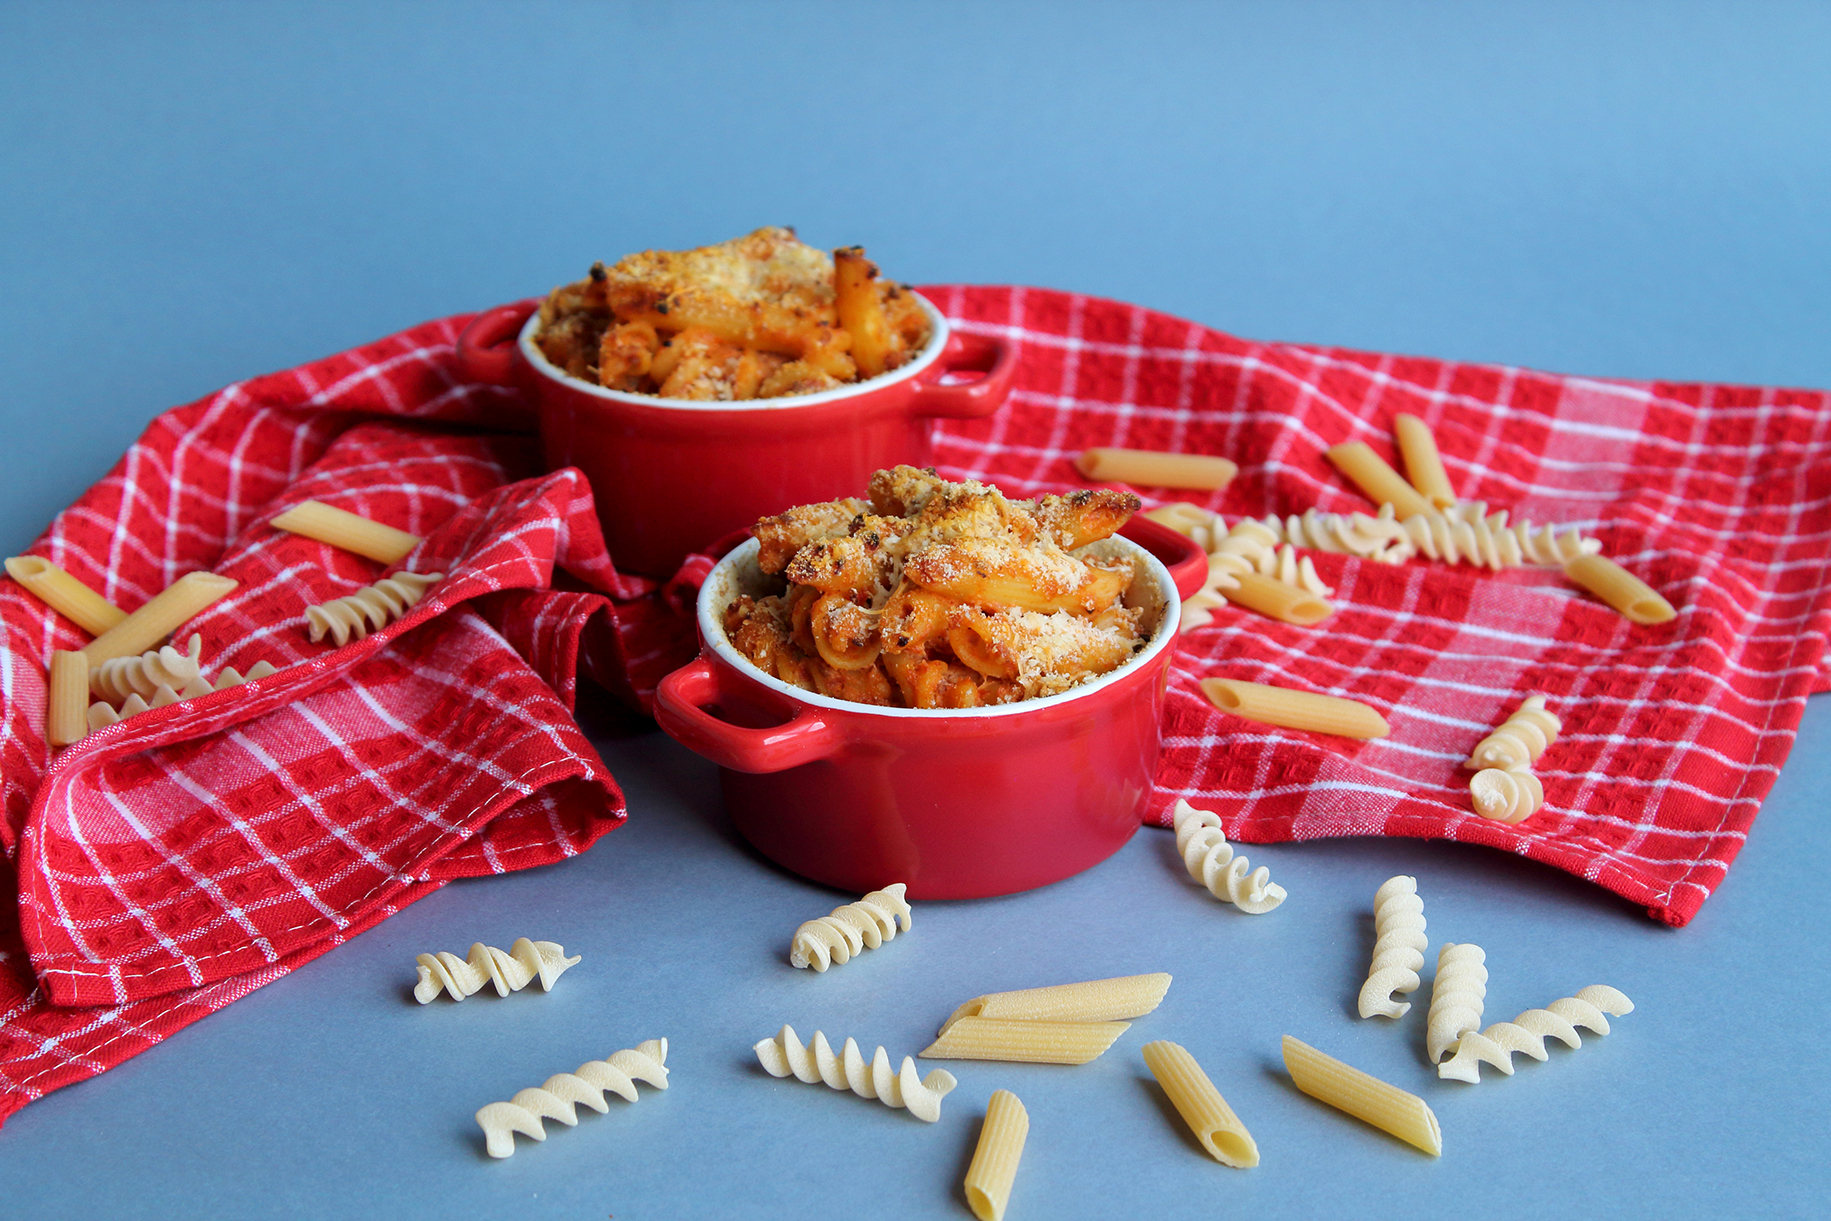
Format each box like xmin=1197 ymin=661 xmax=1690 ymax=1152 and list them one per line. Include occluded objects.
xmin=1 ymin=3 xmax=1827 ymax=1217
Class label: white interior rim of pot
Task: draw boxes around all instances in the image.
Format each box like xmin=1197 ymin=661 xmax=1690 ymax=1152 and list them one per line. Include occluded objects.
xmin=519 ymin=290 xmax=953 ymax=411
xmin=697 ymin=534 xmax=1183 ymax=719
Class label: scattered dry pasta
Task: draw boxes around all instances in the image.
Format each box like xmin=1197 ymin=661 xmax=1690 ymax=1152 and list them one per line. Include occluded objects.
xmin=82 ymin=571 xmax=237 ymax=666
xmin=1426 ymin=942 xmax=1489 ymax=1064
xmin=1074 ymin=447 xmax=1238 ymax=491
xmin=475 ymin=1039 xmax=668 ymax=1158
xmin=788 ymin=883 xmax=912 ymax=971
xmin=1200 ymin=678 xmax=1390 ymax=739
xmin=1142 ymin=1040 xmax=1259 ymax=1168
xmin=919 ymin=1016 xmax=1130 ymax=1065
xmin=1467 ymin=696 xmax=1561 ymax=770
xmin=414 ymin=938 xmax=581 ymax=1003
xmin=1358 ymin=875 xmax=1427 ymax=1020
xmin=1393 ymin=413 xmax=1456 ymax=509
xmin=304 ymin=571 xmax=442 ymax=647
xmin=938 ymin=973 xmax=1172 ymax=1034
xmin=755 ymin=1025 xmax=956 ymax=1122
xmin=1469 ymin=767 xmax=1546 ymax=823
xmin=964 ymin=1090 xmax=1029 ymax=1221
xmin=5 ymin=556 xmax=126 ymax=636
xmin=1282 ymin=1035 xmax=1442 ymax=1156
xmin=1170 ymin=799 xmax=1286 ymax=913
xmin=269 ymin=499 xmax=420 ymax=566
xmin=86 ymin=659 xmax=280 ymax=730
xmin=1325 ymin=441 xmax=1435 ymax=520
xmin=90 ymin=634 xmax=204 ymax=704
xmin=1563 ymin=553 xmax=1677 ymax=624
xmin=47 ymin=650 xmax=90 ymax=747
xmin=1438 ymin=985 xmax=1634 ymax=1083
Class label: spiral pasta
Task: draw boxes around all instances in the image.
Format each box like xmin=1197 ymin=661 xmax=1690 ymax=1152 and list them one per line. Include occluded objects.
xmin=1438 ymin=985 xmax=1634 ymax=1083
xmin=304 ymin=571 xmax=443 ymax=647
xmin=1170 ymin=799 xmax=1286 ymax=914
xmin=754 ymin=1025 xmax=957 ymax=1122
xmin=1426 ymin=942 xmax=1489 ymax=1063
xmin=475 ymin=1039 xmax=668 ymax=1158
xmin=1469 ymin=767 xmax=1546 ymax=823
xmin=1358 ymin=875 xmax=1428 ymax=1019
xmin=1398 ymin=502 xmax=1600 ymax=570
xmin=413 ymin=937 xmax=581 ymax=1003
xmin=84 ymin=660 xmax=280 ymax=729
xmin=90 ymin=634 xmax=204 ymax=703
xmin=1467 ymin=695 xmax=1561 ymax=770
xmin=788 ymin=883 xmax=912 ymax=971
xmin=1258 ymin=506 xmax=1412 ymax=564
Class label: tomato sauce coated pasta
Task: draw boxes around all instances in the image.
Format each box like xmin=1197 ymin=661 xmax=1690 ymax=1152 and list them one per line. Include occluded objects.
xmin=724 ymin=467 xmax=1148 ymax=708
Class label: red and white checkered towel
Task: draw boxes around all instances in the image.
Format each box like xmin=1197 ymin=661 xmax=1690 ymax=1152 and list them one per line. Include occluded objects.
xmin=2 ymin=288 xmax=1827 ymax=1126
xmin=920 ymin=285 xmax=1831 ymax=932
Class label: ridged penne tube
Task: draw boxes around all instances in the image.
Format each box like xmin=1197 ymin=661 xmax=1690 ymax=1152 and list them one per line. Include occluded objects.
xmin=1359 ymin=876 xmax=1427 ymax=1019
xmin=1200 ymin=678 xmax=1390 ymax=739
xmin=1438 ymin=985 xmax=1634 ymax=1083
xmin=1074 ymin=447 xmax=1239 ymax=491
xmin=939 ymin=973 xmax=1172 ymax=1035
xmin=1282 ymin=1035 xmax=1441 ymax=1156
xmin=5 ymin=556 xmax=126 ymax=636
xmin=1466 ymin=695 xmax=1560 ymax=770
xmin=1142 ymin=1040 xmax=1259 ymax=1168
xmin=82 ymin=572 xmax=238 ymax=665
xmin=1325 ymin=441 xmax=1435 ymax=519
xmin=789 ymin=883 xmax=912 ymax=971
xmin=920 ymin=1017 xmax=1129 ymax=1065
xmin=1393 ymin=413 xmax=1456 ymax=508
xmin=270 ymin=499 xmax=421 ymax=565
xmin=964 ymin=1090 xmax=1029 ymax=1221
xmin=1220 ymin=571 xmax=1332 ymax=626
xmin=47 ymin=650 xmax=90 ymax=746
xmin=475 ymin=1039 xmax=668 ymax=1158
xmin=755 ymin=1026 xmax=956 ymax=1122
xmin=1563 ymin=554 xmax=1677 ymax=624
xmin=1427 ymin=943 xmax=1489 ymax=1063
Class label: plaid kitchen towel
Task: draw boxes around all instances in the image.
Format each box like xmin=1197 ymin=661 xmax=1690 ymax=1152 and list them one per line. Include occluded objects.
xmin=0 ymin=313 xmax=697 ymax=1125
xmin=919 ymin=285 xmax=1831 ymax=931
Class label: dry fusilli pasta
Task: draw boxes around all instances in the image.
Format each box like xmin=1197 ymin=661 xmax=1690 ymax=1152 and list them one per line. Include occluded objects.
xmin=754 ymin=1025 xmax=957 ymax=1122
xmin=1358 ymin=875 xmax=1427 ymax=1019
xmin=414 ymin=937 xmax=581 ymax=1002
xmin=85 ymin=659 xmax=279 ymax=729
xmin=90 ymin=634 xmax=204 ymax=703
xmin=305 ymin=571 xmax=443 ymax=647
xmin=1469 ymin=767 xmax=1546 ymax=823
xmin=1397 ymin=502 xmax=1600 ymax=569
xmin=789 ymin=883 xmax=912 ymax=971
xmin=1426 ymin=942 xmax=1489 ymax=1063
xmin=475 ymin=1039 xmax=668 ymax=1158
xmin=1170 ymin=798 xmax=1286 ymax=914
xmin=1466 ymin=695 xmax=1561 ymax=770
xmin=1438 ymin=985 xmax=1634 ymax=1083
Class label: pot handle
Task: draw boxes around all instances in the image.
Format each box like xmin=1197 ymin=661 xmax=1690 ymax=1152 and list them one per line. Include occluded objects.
xmin=1119 ymin=515 xmax=1211 ymax=602
xmin=653 ymin=655 xmax=846 ymax=774
xmin=905 ymin=330 xmax=1018 ymax=421
xmin=454 ymin=300 xmax=539 ymax=386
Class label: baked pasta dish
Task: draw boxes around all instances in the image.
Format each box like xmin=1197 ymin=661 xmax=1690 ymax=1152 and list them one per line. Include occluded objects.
xmin=533 ymin=227 xmax=933 ymax=401
xmin=722 ymin=466 xmax=1151 ymax=708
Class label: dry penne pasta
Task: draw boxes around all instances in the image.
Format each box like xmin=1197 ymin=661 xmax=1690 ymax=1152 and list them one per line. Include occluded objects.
xmin=270 ymin=499 xmax=421 ymax=566
xmin=1281 ymin=1035 xmax=1441 ymax=1157
xmin=1218 ymin=570 xmax=1332 ymax=626
xmin=1563 ymin=554 xmax=1677 ymax=624
xmin=1200 ymin=677 xmax=1390 ymax=739
xmin=920 ymin=1017 xmax=1130 ymax=1065
xmin=1325 ymin=441 xmax=1435 ymax=520
xmin=6 ymin=556 xmax=127 ymax=636
xmin=964 ymin=1090 xmax=1029 ymax=1221
xmin=940 ymin=973 xmax=1171 ymax=1034
xmin=1141 ymin=1040 xmax=1259 ymax=1168
xmin=1392 ymin=413 xmax=1456 ymax=509
xmin=82 ymin=572 xmax=237 ymax=665
xmin=47 ymin=650 xmax=91 ymax=747
xmin=1074 ymin=447 xmax=1239 ymax=491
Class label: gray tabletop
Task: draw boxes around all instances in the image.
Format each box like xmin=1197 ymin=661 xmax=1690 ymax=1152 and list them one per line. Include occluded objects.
xmin=2 ymin=4 xmax=1827 ymax=1218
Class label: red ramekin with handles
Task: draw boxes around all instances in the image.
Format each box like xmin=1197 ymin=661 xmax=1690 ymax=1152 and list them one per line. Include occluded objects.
xmin=454 ymin=293 xmax=1016 ymax=578
xmin=652 ymin=519 xmax=1208 ymax=899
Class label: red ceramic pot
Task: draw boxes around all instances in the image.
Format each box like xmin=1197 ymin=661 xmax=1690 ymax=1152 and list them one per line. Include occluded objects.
xmin=652 ymin=520 xmax=1209 ymax=899
xmin=454 ymin=293 xmax=1016 ymax=578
